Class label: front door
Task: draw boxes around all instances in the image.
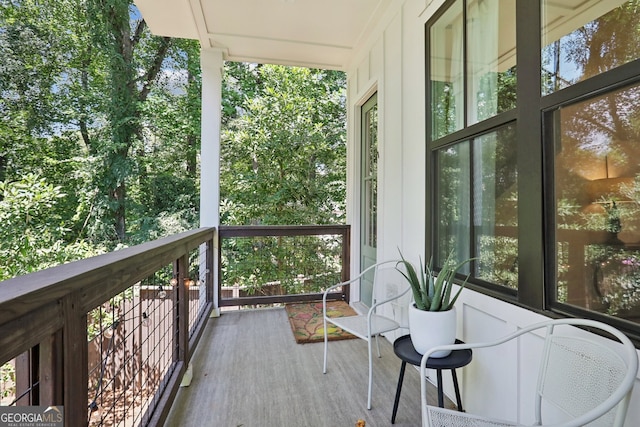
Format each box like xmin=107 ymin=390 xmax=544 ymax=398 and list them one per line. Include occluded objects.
xmin=360 ymin=93 xmax=378 ymax=307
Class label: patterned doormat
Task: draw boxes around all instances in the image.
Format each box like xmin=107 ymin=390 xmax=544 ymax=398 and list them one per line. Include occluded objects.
xmin=285 ymin=301 xmax=357 ymax=344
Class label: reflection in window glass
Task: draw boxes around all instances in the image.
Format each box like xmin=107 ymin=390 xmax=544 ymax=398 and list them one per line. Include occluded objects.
xmin=542 ymin=0 xmax=640 ymax=95
xmin=363 ymin=102 xmax=377 ymax=248
xmin=431 ymin=0 xmax=517 ymax=139
xmin=430 ymin=0 xmax=464 ymax=139
xmin=466 ymin=0 xmax=517 ymax=124
xmin=437 ymin=142 xmax=471 ymax=264
xmin=436 ymin=125 xmax=518 ymax=288
xmin=473 ymin=128 xmax=518 ymax=287
xmin=554 ymin=82 xmax=640 ymax=321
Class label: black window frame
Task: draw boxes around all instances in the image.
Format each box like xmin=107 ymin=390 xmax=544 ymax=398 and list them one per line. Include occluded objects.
xmin=426 ymin=0 xmax=524 ymax=302
xmin=542 ymin=60 xmax=640 ymax=334
xmin=425 ymin=0 xmax=640 ymax=339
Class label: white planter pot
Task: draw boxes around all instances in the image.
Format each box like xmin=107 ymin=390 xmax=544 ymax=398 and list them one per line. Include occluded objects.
xmin=408 ymin=304 xmax=457 ymax=358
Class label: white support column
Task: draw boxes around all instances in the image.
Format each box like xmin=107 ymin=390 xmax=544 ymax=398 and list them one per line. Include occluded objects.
xmin=200 ymin=49 xmax=223 ymax=228
xmin=200 ymin=49 xmax=223 ymax=315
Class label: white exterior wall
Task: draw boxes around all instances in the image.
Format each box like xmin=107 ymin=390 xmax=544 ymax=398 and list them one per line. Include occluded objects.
xmin=346 ymin=0 xmax=640 ymax=424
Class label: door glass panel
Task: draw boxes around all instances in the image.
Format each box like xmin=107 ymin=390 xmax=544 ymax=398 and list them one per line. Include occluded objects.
xmin=362 ymin=101 xmax=378 ymax=250
xmin=360 ymin=94 xmax=378 ymax=306
xmin=542 ymin=0 xmax=640 ymax=95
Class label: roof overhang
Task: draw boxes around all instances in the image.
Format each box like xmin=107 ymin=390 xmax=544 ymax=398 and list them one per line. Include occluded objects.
xmin=134 ymin=0 xmax=397 ymax=70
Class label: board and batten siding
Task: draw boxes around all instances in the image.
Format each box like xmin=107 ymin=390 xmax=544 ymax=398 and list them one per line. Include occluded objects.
xmin=345 ymin=0 xmax=640 ymax=425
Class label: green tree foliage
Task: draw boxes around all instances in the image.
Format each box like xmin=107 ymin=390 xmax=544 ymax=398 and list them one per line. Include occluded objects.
xmin=86 ymin=0 xmax=174 ymax=243
xmin=0 ymin=174 xmax=100 ymax=281
xmin=220 ymin=64 xmax=347 ymax=295
xmin=127 ymin=38 xmax=202 ymax=244
xmin=0 ymin=0 xmax=200 ymax=279
xmin=0 ymin=1 xmax=348 ymax=291
xmin=0 ymin=0 xmax=103 ymax=266
xmin=1 ymin=0 xmax=201 ymax=252
xmin=221 ymin=64 xmax=346 ymax=225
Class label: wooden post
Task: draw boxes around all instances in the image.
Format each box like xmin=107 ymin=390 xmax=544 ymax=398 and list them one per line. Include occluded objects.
xmin=39 ymin=331 xmax=63 ymax=405
xmin=14 ymin=350 xmax=33 ymax=405
xmin=62 ymin=294 xmax=88 ymax=427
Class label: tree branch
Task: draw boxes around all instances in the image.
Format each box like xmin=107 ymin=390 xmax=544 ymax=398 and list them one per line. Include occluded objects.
xmin=131 ymin=19 xmax=146 ymax=46
xmin=138 ymin=37 xmax=172 ymax=103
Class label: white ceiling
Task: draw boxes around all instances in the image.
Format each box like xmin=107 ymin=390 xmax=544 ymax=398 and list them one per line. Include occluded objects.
xmin=134 ymin=0 xmax=396 ymax=70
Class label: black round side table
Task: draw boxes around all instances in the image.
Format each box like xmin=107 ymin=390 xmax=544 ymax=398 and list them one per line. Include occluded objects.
xmin=391 ymin=334 xmax=472 ymax=424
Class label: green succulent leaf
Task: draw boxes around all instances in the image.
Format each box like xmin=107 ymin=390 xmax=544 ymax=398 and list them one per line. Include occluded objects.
xmin=396 ymin=253 xmax=427 ymax=310
xmin=396 ymin=248 xmax=476 ymax=312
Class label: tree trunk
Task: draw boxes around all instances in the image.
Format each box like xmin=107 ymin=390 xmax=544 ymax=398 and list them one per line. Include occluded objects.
xmin=90 ymin=0 xmax=171 ymax=243
xmin=114 ymin=180 xmax=126 ymax=242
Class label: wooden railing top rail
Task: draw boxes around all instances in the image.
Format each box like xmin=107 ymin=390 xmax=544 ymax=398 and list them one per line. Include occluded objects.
xmin=0 ymin=227 xmax=215 ymax=330
xmin=219 ymin=224 xmax=349 ymax=237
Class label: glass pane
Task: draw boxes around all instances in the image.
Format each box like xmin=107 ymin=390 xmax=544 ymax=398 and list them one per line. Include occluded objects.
xmin=436 ymin=125 xmax=518 ymax=288
xmin=436 ymin=141 xmax=471 ymax=264
xmin=467 ymin=0 xmax=517 ymax=125
xmin=473 ymin=126 xmax=518 ymax=288
xmin=542 ymin=0 xmax=640 ymax=95
xmin=430 ymin=0 xmax=464 ymax=139
xmin=554 ymin=82 xmax=640 ymax=321
xmin=363 ymin=103 xmax=377 ymax=248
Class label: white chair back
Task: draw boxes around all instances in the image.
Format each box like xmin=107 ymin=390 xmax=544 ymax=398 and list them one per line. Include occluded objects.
xmin=421 ymin=318 xmax=639 ymax=427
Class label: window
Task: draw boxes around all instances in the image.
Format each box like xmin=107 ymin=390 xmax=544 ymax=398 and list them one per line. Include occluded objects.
xmin=428 ymin=0 xmax=640 ymax=330
xmin=542 ymin=0 xmax=640 ymax=95
xmin=430 ymin=0 xmax=516 ymax=140
xmin=428 ymin=0 xmax=517 ymax=291
xmin=436 ymin=125 xmax=518 ymax=289
xmin=552 ymin=80 xmax=640 ymax=321
xmin=544 ymin=0 xmax=640 ymax=326
xmin=430 ymin=0 xmax=464 ymax=139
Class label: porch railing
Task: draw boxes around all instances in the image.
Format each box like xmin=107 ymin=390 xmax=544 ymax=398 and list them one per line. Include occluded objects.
xmin=0 ymin=228 xmax=215 ymax=427
xmin=218 ymin=225 xmax=350 ymax=307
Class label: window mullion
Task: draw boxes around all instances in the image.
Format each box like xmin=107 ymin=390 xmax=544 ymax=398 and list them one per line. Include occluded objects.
xmin=516 ymin=0 xmax=544 ymax=309
xmin=462 ymin=0 xmax=468 ymax=129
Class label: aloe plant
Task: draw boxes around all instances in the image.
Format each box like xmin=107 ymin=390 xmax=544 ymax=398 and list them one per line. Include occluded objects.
xmin=396 ymin=250 xmax=475 ymax=311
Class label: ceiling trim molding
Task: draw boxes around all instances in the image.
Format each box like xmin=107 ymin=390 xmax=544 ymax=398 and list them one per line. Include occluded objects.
xmin=221 ymin=53 xmax=344 ymax=70
xmin=189 ymin=0 xmax=209 ymax=48
xmin=207 ymin=32 xmax=352 ymax=51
